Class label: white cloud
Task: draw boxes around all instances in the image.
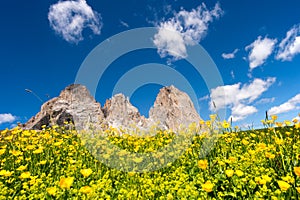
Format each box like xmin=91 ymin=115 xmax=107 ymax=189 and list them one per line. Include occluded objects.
xmin=245 ymin=36 xmax=277 ymax=70
xmin=255 ymin=97 xmax=275 ymax=105
xmin=199 ymin=95 xmax=209 ymax=101
xmin=268 ymin=93 xmax=300 ymax=115
xmin=153 ymin=3 xmax=223 ymax=60
xmin=222 ymin=49 xmax=239 ymax=59
xmin=230 ymin=104 xmax=257 ymax=122
xmin=120 ymin=20 xmax=129 ymax=28
xmin=276 ymin=24 xmax=300 ymax=61
xmin=0 ymin=113 xmax=16 ymax=125
xmin=230 ymin=70 xmax=235 ymax=79
xmin=210 ymin=77 xmax=276 ymax=122
xmin=48 ymin=0 xmax=102 ymax=43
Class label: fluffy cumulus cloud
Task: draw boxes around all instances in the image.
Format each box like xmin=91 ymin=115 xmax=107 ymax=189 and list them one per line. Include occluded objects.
xmin=222 ymin=49 xmax=239 ymax=59
xmin=153 ymin=3 xmax=223 ymax=60
xmin=210 ymin=78 xmax=276 ymax=122
xmin=0 ymin=113 xmax=16 ymax=125
xmin=48 ymin=0 xmax=102 ymax=43
xmin=245 ymin=36 xmax=277 ymax=70
xmin=268 ymin=93 xmax=300 ymax=115
xmin=276 ymin=24 xmax=300 ymax=61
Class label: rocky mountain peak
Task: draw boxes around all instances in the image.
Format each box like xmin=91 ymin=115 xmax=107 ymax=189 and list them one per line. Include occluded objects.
xmin=149 ymin=85 xmax=201 ymax=130
xmin=23 ymin=84 xmax=202 ymax=131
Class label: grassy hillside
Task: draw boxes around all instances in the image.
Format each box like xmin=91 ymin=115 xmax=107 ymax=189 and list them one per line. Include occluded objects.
xmin=0 ymin=117 xmax=300 ymax=199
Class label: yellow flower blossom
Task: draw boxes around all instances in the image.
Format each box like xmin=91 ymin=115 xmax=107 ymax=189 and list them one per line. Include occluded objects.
xmin=10 ymin=150 xmax=22 ymax=156
xmin=0 ymin=170 xmax=13 ymax=177
xmin=294 ymin=167 xmax=300 ymax=177
xmin=33 ymin=148 xmax=43 ymax=154
xmin=46 ymin=187 xmax=57 ymax=196
xmin=79 ymin=186 xmax=93 ymax=194
xmin=26 ymin=144 xmax=36 ymax=150
xmin=284 ymin=120 xmax=291 ymax=126
xmin=222 ymin=120 xmax=230 ymax=128
xmin=0 ymin=149 xmax=5 ymax=155
xmin=277 ymin=180 xmax=290 ymax=191
xmin=16 ymin=165 xmax=27 ymax=171
xmin=202 ymin=181 xmax=214 ymax=192
xmin=59 ymin=177 xmax=74 ymax=189
xmin=19 ymin=172 xmax=31 ymax=179
xmin=80 ymin=168 xmax=93 ymax=178
xmin=265 ymin=152 xmax=275 ymax=159
xmin=235 ymin=170 xmax=244 ymax=177
xmin=197 ymin=159 xmax=208 ymax=170
xmin=225 ymin=169 xmax=234 ymax=177
xmin=271 ymin=115 xmax=278 ymax=121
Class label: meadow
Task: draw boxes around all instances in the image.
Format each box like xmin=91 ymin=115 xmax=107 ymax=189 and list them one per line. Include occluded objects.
xmin=0 ymin=115 xmax=300 ymax=199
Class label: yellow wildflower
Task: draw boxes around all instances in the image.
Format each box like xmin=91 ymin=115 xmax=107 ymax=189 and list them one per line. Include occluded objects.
xmin=197 ymin=160 xmax=208 ymax=170
xmin=80 ymin=168 xmax=93 ymax=178
xmin=271 ymin=115 xmax=278 ymax=121
xmin=209 ymin=114 xmax=217 ymax=121
xmin=38 ymin=160 xmax=47 ymax=165
xmin=16 ymin=165 xmax=27 ymax=171
xmin=0 ymin=170 xmax=13 ymax=177
xmin=59 ymin=177 xmax=74 ymax=189
xmin=11 ymin=150 xmax=22 ymax=156
xmin=265 ymin=152 xmax=275 ymax=159
xmin=262 ymin=175 xmax=272 ymax=182
xmin=0 ymin=149 xmax=5 ymax=155
xmin=33 ymin=148 xmax=43 ymax=154
xmin=79 ymin=186 xmax=93 ymax=194
xmin=277 ymin=180 xmax=290 ymax=191
xmin=202 ymin=181 xmax=214 ymax=192
xmin=242 ymin=139 xmax=249 ymax=145
xmin=235 ymin=170 xmax=244 ymax=177
xmin=46 ymin=187 xmax=57 ymax=196
xmin=294 ymin=167 xmax=300 ymax=177
xmin=19 ymin=172 xmax=31 ymax=179
xmin=225 ymin=169 xmax=234 ymax=177
xmin=222 ymin=120 xmax=230 ymax=129
xmin=275 ymin=138 xmax=284 ymax=145
xmin=284 ymin=120 xmax=291 ymax=126
xmin=26 ymin=145 xmax=36 ymax=150
xmin=296 ymin=187 xmax=300 ymax=194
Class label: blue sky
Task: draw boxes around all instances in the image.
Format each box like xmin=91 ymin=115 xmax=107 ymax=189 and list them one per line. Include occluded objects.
xmin=1 ymin=0 xmax=300 ymax=129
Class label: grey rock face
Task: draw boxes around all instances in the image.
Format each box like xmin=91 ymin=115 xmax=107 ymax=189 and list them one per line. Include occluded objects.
xmin=23 ymin=84 xmax=104 ymax=130
xmin=149 ymin=85 xmax=201 ymax=130
xmin=24 ymin=84 xmax=202 ymax=131
xmin=102 ymin=94 xmax=147 ymax=128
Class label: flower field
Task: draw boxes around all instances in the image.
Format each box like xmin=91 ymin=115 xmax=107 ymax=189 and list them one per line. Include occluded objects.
xmin=0 ymin=116 xmax=300 ymax=199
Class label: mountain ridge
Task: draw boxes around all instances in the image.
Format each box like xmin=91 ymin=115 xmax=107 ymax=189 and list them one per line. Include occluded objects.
xmin=23 ymin=84 xmax=202 ymax=131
